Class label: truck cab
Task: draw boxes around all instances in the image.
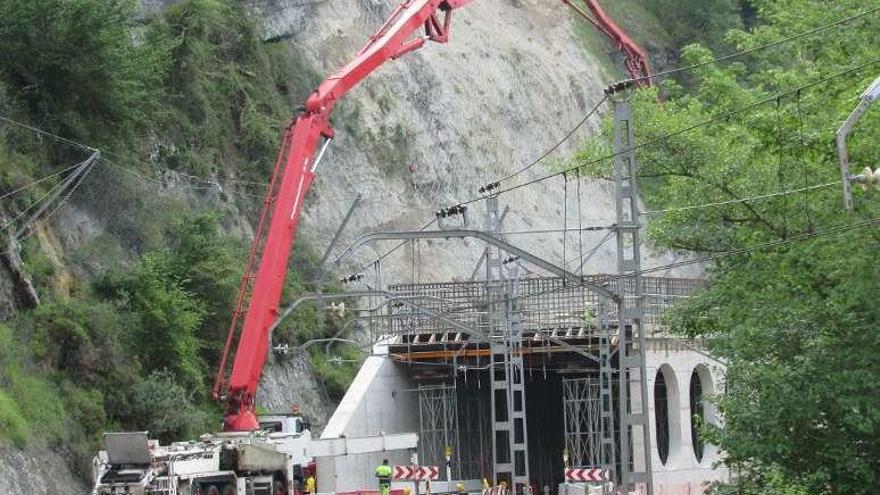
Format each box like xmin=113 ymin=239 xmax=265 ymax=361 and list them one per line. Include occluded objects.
xmin=258 ymin=413 xmax=313 ymax=493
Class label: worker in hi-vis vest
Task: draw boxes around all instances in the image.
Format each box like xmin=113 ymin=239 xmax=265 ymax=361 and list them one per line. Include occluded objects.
xmin=375 ymin=459 xmax=392 ymax=495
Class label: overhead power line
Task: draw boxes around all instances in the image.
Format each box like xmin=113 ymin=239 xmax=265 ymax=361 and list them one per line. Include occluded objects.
xmin=627 ymin=5 xmax=880 ymax=85
xmin=492 ymin=94 xmax=608 ymax=185
xmin=334 ymin=59 xmax=879 ymax=273
xmin=450 ymin=59 xmax=880 ymax=210
xmin=642 ymin=181 xmax=838 ymax=215
xmin=506 ymin=216 xmax=880 ymax=305
xmin=610 ymin=217 xmax=880 ymax=280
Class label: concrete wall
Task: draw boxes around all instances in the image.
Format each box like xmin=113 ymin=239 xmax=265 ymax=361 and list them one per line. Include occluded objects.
xmin=318 ymin=341 xmax=419 ymax=493
xmin=644 ymin=340 xmax=728 ymax=495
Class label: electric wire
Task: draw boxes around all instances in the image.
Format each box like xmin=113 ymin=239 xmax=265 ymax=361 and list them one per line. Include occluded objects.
xmin=632 ymin=216 xmax=880 ymax=277
xmin=570 ymin=231 xmax=615 ymax=274
xmin=0 ymin=113 xmax=269 ymax=193
xmin=499 ymin=226 xmax=611 ymax=236
xmin=492 ymin=95 xmax=608 ymax=184
xmin=519 ymin=216 xmax=880 ymax=304
xmin=642 ymin=181 xmax=838 ymax=215
xmin=625 ymin=5 xmax=880 ymax=85
xmin=450 ymin=59 xmax=880 ymax=210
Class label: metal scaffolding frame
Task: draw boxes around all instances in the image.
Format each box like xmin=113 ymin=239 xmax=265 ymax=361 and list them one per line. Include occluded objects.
xmin=418 ymin=384 xmax=461 ymax=480
xmin=562 ymin=376 xmax=604 ymax=469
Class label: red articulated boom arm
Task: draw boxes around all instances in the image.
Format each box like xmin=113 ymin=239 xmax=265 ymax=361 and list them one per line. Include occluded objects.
xmin=563 ymin=0 xmax=653 ymax=85
xmin=213 ymin=0 xmax=474 ymax=432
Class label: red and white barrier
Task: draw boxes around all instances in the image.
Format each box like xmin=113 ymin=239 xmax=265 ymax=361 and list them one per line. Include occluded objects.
xmin=481 ymin=486 xmax=508 ymax=495
xmin=564 ymin=468 xmax=608 ymax=482
xmin=393 ymin=465 xmax=440 ymax=481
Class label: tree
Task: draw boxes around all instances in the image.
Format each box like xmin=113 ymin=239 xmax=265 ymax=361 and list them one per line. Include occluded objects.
xmin=108 ymin=252 xmax=208 ymax=392
xmin=572 ymin=2 xmax=880 ymax=493
xmin=123 ymin=370 xmax=213 ymax=442
xmin=0 ymin=0 xmax=171 ymax=146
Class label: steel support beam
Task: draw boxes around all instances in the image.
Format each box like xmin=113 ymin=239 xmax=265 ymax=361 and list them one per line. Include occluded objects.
xmin=538 ymin=334 xmax=600 ymax=364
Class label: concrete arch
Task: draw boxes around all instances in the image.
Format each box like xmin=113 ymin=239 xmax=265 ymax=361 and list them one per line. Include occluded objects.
xmin=689 ymin=363 xmax=718 ymax=465
xmin=653 ymin=363 xmax=682 ymax=465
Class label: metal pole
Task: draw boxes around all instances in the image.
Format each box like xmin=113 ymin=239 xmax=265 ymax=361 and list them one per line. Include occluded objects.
xmin=609 ymin=83 xmax=654 ymax=495
xmin=835 ymin=75 xmax=880 ymax=210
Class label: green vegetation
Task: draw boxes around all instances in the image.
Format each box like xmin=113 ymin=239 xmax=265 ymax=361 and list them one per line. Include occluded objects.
xmin=0 ymin=0 xmax=360 ymax=474
xmin=574 ymin=0 xmax=743 ymax=78
xmin=572 ymin=1 xmax=880 ymax=493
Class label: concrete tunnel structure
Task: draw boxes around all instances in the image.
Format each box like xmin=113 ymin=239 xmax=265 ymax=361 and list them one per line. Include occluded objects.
xmin=312 ymin=276 xmax=728 ymax=495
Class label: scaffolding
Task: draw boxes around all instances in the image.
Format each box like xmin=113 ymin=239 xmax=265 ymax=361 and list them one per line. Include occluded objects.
xmin=418 ymin=385 xmax=460 ymax=479
xmin=562 ymin=376 xmax=604 ymax=468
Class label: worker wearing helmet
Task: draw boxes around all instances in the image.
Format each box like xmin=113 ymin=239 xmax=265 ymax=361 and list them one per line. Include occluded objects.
xmin=305 ymin=474 xmax=316 ymax=495
xmin=375 ymin=459 xmax=393 ymax=495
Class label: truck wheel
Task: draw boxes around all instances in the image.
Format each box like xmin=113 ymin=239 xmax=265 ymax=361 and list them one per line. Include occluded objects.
xmin=272 ymin=481 xmax=285 ymax=495
xmin=206 ymin=485 xmax=221 ymax=495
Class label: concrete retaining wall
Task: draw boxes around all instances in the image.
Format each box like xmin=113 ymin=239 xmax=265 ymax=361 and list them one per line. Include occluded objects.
xmin=318 ymin=341 xmax=419 ymax=493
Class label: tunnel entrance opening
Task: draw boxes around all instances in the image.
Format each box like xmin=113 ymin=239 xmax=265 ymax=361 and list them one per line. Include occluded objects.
xmin=414 ymin=362 xmax=617 ymax=495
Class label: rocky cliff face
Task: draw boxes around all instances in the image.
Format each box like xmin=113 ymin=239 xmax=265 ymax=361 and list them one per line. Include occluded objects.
xmin=0 ymin=445 xmax=86 ymax=494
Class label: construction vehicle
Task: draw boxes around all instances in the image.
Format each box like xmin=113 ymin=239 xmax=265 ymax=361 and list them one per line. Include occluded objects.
xmin=91 ymin=1 xmax=650 ymax=494
xmin=92 ymin=415 xmax=312 ymax=495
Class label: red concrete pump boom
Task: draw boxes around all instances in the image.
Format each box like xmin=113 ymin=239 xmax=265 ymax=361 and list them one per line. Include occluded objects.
xmin=563 ymin=0 xmax=653 ymax=85
xmin=213 ymin=0 xmax=474 ymax=432
xmin=213 ymin=0 xmax=649 ymax=432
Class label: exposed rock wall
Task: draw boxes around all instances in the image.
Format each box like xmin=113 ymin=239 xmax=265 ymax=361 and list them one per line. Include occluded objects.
xmin=257 ymin=352 xmax=337 ymax=433
xmin=0 ymin=445 xmax=87 ymax=495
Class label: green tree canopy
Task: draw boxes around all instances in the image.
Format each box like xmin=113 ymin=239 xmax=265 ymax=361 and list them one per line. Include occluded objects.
xmin=573 ymin=2 xmax=880 ymax=493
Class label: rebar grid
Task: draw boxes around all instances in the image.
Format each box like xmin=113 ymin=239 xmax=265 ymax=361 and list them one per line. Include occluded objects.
xmin=386 ymin=276 xmax=704 ymax=339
